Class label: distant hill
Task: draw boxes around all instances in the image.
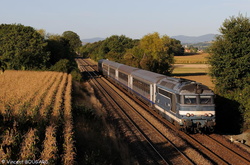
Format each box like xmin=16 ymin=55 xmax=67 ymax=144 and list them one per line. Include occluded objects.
xmin=82 ymin=34 xmax=218 ymax=45
xmin=172 ymin=34 xmax=217 ymax=44
xmin=82 ymin=37 xmax=105 ymax=44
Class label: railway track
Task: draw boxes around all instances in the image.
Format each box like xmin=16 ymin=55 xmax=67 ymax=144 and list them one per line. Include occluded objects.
xmin=76 ymin=58 xmax=194 ymax=165
xmin=77 ymin=59 xmax=167 ymax=164
xmin=76 ymin=58 xmax=250 ymax=165
xmin=191 ymin=134 xmax=250 ymax=164
xmin=208 ymin=133 xmax=250 ymax=161
xmin=118 ymin=78 xmax=250 ymax=165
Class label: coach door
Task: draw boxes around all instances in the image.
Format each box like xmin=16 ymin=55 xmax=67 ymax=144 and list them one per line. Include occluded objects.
xmin=150 ymin=84 xmax=153 ymax=103
xmin=171 ymin=94 xmax=176 ymax=113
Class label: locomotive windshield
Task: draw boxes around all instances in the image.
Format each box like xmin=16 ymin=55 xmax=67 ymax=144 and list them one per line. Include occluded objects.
xmin=184 ymin=96 xmax=197 ymax=104
xmin=200 ymin=96 xmax=213 ymax=104
xmin=183 ymin=95 xmax=213 ymax=104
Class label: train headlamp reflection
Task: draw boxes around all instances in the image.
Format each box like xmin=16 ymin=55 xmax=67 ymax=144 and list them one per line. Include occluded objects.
xmin=186 ymin=113 xmax=194 ymax=117
xmin=204 ymin=113 xmax=213 ymax=117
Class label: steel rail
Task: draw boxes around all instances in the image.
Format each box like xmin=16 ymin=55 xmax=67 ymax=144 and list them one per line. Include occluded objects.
xmin=79 ymin=59 xmax=195 ymax=165
xmin=77 ymin=59 xmax=170 ymax=164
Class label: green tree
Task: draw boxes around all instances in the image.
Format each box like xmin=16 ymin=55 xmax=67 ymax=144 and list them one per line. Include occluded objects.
xmin=139 ymin=32 xmax=175 ymax=75
xmin=208 ymin=14 xmax=250 ymax=93
xmin=62 ymin=31 xmax=82 ymax=53
xmin=37 ymin=29 xmax=47 ymax=39
xmin=123 ymin=46 xmax=144 ymax=67
xmin=0 ymin=24 xmax=49 ymax=70
xmin=168 ymin=38 xmax=184 ymax=56
xmin=101 ymin=35 xmax=136 ymax=62
xmin=46 ymin=34 xmax=73 ymax=65
xmin=80 ymin=41 xmax=105 ymax=60
xmin=0 ymin=59 xmax=7 ymax=73
xmin=140 ymin=32 xmax=165 ymax=60
xmin=208 ymin=14 xmax=250 ymax=131
xmin=50 ymin=59 xmax=72 ymax=73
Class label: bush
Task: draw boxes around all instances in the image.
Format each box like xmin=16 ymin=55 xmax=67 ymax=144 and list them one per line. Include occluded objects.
xmin=70 ymin=69 xmax=82 ymax=82
xmin=50 ymin=59 xmax=72 ymax=73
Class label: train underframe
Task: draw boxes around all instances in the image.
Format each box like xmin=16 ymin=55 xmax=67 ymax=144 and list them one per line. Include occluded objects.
xmin=180 ymin=119 xmax=215 ymax=133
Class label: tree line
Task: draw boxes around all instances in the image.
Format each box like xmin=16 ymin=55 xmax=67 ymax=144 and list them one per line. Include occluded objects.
xmin=80 ymin=32 xmax=184 ymax=75
xmin=0 ymin=24 xmax=82 ymax=81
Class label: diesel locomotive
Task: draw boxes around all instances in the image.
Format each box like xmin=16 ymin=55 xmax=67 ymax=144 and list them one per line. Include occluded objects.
xmin=98 ymin=59 xmax=215 ymax=133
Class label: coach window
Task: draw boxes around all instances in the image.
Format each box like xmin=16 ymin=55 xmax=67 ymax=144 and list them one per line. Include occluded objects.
xmin=110 ymin=68 xmax=115 ymax=76
xmin=184 ymin=95 xmax=197 ymax=104
xmin=103 ymin=65 xmax=108 ymax=71
xmin=133 ymin=78 xmax=150 ymax=94
xmin=119 ymin=72 xmax=128 ymax=81
xmin=143 ymin=83 xmax=150 ymax=94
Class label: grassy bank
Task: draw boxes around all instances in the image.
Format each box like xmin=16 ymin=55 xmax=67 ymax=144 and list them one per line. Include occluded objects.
xmin=72 ymin=81 xmax=131 ymax=165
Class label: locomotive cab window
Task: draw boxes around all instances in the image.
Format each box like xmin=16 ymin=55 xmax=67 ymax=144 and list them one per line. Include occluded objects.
xmin=200 ymin=96 xmax=213 ymax=104
xmin=184 ymin=95 xmax=197 ymax=104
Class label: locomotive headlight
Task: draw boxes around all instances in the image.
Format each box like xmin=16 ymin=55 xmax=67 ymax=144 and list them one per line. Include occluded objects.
xmin=208 ymin=113 xmax=213 ymax=117
xmin=186 ymin=113 xmax=190 ymax=117
xmin=204 ymin=113 xmax=208 ymax=117
xmin=190 ymin=113 xmax=194 ymax=117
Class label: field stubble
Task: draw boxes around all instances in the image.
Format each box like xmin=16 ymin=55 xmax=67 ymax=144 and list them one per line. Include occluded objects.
xmin=175 ymin=53 xmax=209 ymax=64
xmin=173 ymin=53 xmax=214 ymax=89
xmin=0 ymin=70 xmax=75 ymax=164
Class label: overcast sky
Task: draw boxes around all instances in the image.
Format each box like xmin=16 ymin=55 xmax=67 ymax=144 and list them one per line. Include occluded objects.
xmin=1 ymin=0 xmax=249 ymax=39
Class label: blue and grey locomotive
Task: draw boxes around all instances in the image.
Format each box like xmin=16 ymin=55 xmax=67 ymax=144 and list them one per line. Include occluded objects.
xmin=98 ymin=59 xmax=215 ymax=132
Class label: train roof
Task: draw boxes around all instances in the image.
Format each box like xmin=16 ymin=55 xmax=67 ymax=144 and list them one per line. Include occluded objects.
xmin=98 ymin=59 xmax=105 ymax=64
xmin=157 ymin=77 xmax=182 ymax=90
xmin=158 ymin=77 xmax=213 ymax=95
xmin=102 ymin=60 xmax=123 ymax=69
xmin=118 ymin=64 xmax=138 ymax=74
xmin=99 ymin=59 xmax=214 ymax=95
xmin=179 ymin=83 xmax=213 ymax=95
xmin=131 ymin=69 xmax=166 ymax=83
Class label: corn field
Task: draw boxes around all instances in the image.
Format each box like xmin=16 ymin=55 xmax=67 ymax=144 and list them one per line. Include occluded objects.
xmin=0 ymin=70 xmax=75 ymax=164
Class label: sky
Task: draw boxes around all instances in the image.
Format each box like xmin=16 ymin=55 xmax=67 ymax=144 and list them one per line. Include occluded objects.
xmin=1 ymin=0 xmax=249 ymax=39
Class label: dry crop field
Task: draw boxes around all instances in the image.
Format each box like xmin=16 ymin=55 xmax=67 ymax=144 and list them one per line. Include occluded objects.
xmin=0 ymin=70 xmax=75 ymax=164
xmin=173 ymin=53 xmax=214 ymax=89
xmin=174 ymin=53 xmax=209 ymax=64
